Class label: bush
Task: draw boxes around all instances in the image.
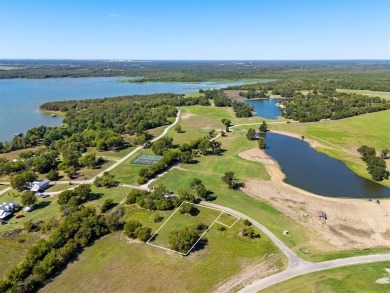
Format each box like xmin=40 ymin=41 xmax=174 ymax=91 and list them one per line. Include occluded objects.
xmin=101 ymin=199 xmax=116 ymax=213
xmin=243 ymin=219 xmax=252 ymax=226
xmin=47 ymin=169 xmax=59 ymax=181
xmin=136 ymin=227 xmax=152 ymax=242
xmin=152 ymin=214 xmax=164 ymax=223
xmin=124 ymin=220 xmax=142 ymax=239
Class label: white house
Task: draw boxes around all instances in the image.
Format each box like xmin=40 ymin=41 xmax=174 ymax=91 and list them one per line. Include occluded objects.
xmin=30 ymin=179 xmax=50 ymax=192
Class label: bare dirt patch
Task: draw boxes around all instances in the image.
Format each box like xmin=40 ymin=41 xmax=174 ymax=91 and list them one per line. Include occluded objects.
xmin=212 ymin=254 xmax=283 ymax=293
xmin=223 ymin=90 xmax=247 ymax=101
xmin=243 ymin=178 xmax=390 ymax=250
xmin=337 ymin=224 xmax=375 ymax=238
xmin=376 ymin=277 xmax=390 ymax=284
xmin=181 ymin=113 xmax=197 ymax=120
xmin=238 ymin=148 xmax=285 ymax=183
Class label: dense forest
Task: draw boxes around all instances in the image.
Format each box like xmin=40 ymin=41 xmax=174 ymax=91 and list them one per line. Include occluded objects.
xmin=0 ymin=93 xmax=209 ymax=153
xmin=1 ymin=60 xmax=390 ymax=91
xmin=281 ymin=92 xmax=390 ymax=122
xmin=0 ymin=93 xmax=211 ymax=187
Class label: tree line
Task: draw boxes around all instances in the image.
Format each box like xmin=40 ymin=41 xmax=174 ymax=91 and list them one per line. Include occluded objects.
xmin=282 ymin=92 xmax=390 ymax=122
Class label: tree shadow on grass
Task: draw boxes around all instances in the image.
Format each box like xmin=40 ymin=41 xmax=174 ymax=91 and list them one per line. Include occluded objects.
xmin=190 ymin=238 xmax=208 ymax=254
xmin=34 ymin=201 xmax=51 ymax=211
xmin=90 ymin=193 xmax=103 ymax=200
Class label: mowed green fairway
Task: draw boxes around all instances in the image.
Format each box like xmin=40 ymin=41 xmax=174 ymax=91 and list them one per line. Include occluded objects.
xmin=270 ymin=110 xmax=390 ymax=187
xmin=263 ymin=261 xmax=390 ymax=293
xmin=40 ymin=226 xmax=284 ymax=293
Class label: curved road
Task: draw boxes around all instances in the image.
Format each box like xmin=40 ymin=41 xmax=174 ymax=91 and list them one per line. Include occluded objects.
xmin=2 ymin=112 xmax=389 ymax=290
xmin=201 ymin=201 xmax=390 ymax=292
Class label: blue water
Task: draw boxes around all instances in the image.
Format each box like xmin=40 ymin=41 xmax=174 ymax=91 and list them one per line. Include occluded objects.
xmin=242 ymin=99 xmax=282 ymax=119
xmin=0 ymin=77 xmax=258 ymax=141
xmin=265 ymin=133 xmax=390 ymax=198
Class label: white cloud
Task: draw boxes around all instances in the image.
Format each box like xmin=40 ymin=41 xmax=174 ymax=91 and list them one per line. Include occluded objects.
xmin=108 ymin=13 xmax=125 ymax=18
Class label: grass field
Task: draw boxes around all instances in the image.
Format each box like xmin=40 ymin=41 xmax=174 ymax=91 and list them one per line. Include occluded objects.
xmin=337 ymin=89 xmax=390 ymax=99
xmin=263 ymin=261 xmax=390 ymax=293
xmin=0 ymin=146 xmax=44 ymax=160
xmin=150 ymin=106 xmax=390 ymax=261
xmin=149 ymin=203 xmax=232 ymax=254
xmin=86 ymin=146 xmax=136 ymax=160
xmin=41 ymin=225 xmax=284 ymax=293
xmin=270 ymin=110 xmax=390 ymax=187
xmin=110 ymin=149 xmax=155 ymax=185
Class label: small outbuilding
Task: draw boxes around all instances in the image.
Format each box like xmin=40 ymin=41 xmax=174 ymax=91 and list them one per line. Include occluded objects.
xmin=317 ymin=211 xmax=327 ymax=220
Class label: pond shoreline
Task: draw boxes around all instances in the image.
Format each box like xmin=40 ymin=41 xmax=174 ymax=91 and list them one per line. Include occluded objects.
xmin=263 ymin=131 xmax=390 ymax=198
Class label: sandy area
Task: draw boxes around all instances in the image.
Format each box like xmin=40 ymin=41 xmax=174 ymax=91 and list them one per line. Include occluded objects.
xmin=239 ymin=147 xmax=390 ymax=250
xmin=269 ymin=129 xmax=324 ymax=149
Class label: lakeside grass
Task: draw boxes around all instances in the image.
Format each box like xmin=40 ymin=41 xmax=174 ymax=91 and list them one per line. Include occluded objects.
xmin=151 ymin=105 xmax=390 ymax=261
xmin=263 ymin=261 xmax=390 ymax=293
xmin=269 ymin=110 xmax=390 ymax=187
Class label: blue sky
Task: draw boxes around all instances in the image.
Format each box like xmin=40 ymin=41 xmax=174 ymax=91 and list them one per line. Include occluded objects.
xmin=0 ymin=0 xmax=389 ymax=60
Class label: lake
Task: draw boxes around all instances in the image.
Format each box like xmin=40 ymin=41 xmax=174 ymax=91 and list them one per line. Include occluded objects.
xmin=0 ymin=77 xmax=261 ymax=141
xmin=242 ymin=99 xmax=282 ymax=119
xmin=264 ymin=132 xmax=390 ymax=198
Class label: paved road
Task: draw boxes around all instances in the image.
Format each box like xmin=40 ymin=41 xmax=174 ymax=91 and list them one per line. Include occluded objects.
xmin=201 ymin=202 xmax=390 ymax=292
xmin=2 ymin=115 xmax=389 ymax=290
xmin=54 ymin=110 xmax=181 ymax=186
xmin=0 ymin=186 xmax=12 ymax=196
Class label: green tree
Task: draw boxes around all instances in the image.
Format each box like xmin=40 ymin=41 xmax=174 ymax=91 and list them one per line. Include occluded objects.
xmin=381 ymin=149 xmax=389 ymax=159
xmin=99 ymin=172 xmax=116 ymax=188
xmin=124 ymin=220 xmax=142 ymax=239
xmin=46 ymin=169 xmax=59 ymax=181
xmin=78 ymin=153 xmax=98 ymax=169
xmin=21 ymin=191 xmax=37 ymax=207
xmin=259 ymin=120 xmax=268 ymax=133
xmin=151 ymin=136 xmax=174 ymax=155
xmin=258 ymin=137 xmax=266 ymax=149
xmin=246 ymin=128 xmax=256 ymax=140
xmin=174 ymin=124 xmax=183 ymax=133
xmin=198 ymin=139 xmax=211 ymax=155
xmin=136 ymin=227 xmax=152 ymax=242
xmin=168 ymin=225 xmax=202 ymax=254
xmin=221 ymin=119 xmax=232 ymax=132
xmin=10 ymin=171 xmax=38 ymax=191
xmin=101 ymin=199 xmax=116 ymax=213
xmin=221 ymin=171 xmax=239 ymax=189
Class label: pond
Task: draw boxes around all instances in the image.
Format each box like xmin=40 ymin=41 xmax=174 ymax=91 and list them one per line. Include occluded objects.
xmin=264 ymin=132 xmax=390 ymax=198
xmin=242 ymin=99 xmax=282 ymax=120
xmin=0 ymin=77 xmax=264 ymax=141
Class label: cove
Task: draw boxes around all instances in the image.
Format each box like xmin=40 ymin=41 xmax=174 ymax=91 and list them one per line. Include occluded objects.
xmin=264 ymin=132 xmax=390 ymax=198
xmin=242 ymin=99 xmax=282 ymax=120
xmin=0 ymin=77 xmax=264 ymax=141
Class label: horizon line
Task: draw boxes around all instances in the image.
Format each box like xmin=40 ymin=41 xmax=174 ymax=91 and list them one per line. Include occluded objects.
xmin=0 ymin=58 xmax=389 ymax=62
